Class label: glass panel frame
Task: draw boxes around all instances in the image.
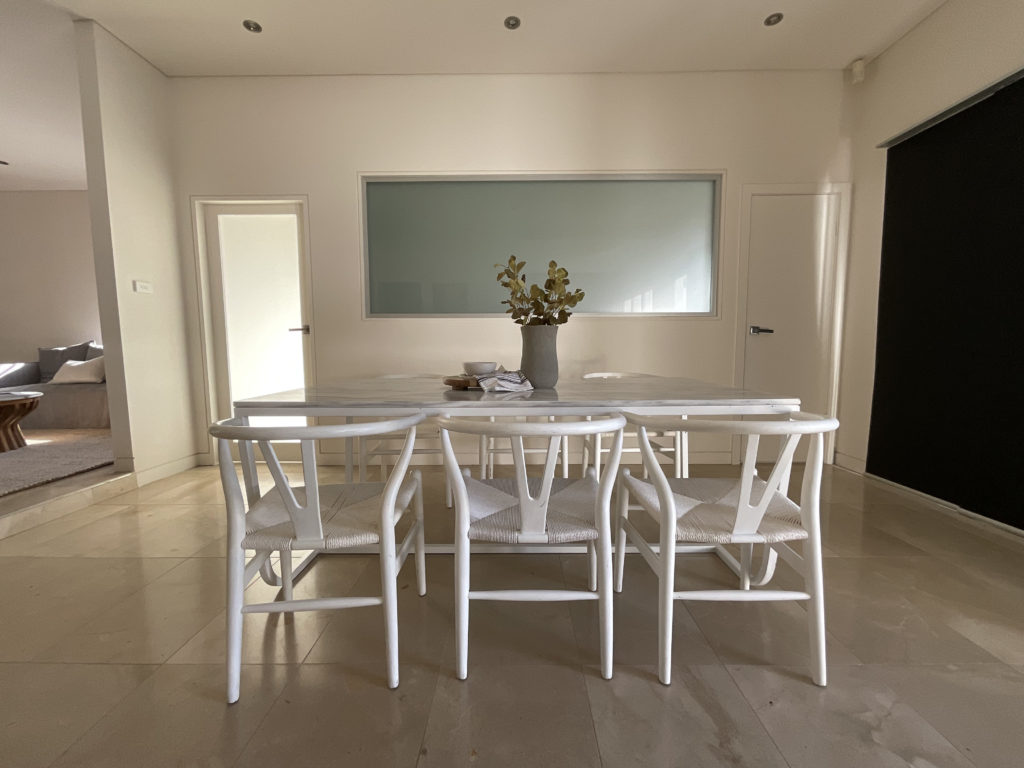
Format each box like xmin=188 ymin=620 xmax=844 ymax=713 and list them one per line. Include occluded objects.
xmin=360 ymin=173 xmax=722 ymax=319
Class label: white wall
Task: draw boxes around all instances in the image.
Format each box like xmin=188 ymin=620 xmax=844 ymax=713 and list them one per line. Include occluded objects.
xmin=835 ymin=0 xmax=1024 ymax=471
xmin=75 ymin=21 xmax=196 ymax=480
xmin=172 ymin=71 xmax=850 ymax=460
xmin=0 ymin=191 xmax=101 ymax=360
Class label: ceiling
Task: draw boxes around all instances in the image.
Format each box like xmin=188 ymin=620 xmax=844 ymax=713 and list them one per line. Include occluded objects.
xmin=50 ymin=0 xmax=948 ymax=77
xmin=0 ymin=0 xmax=86 ymax=190
xmin=2 ymin=0 xmax=948 ymax=190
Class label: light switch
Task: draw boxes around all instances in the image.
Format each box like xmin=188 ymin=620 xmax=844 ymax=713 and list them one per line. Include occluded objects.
xmin=133 ymin=280 xmax=153 ymax=294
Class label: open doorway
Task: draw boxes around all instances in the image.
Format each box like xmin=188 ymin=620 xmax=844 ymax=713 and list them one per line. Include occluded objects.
xmin=193 ymin=199 xmax=316 ymax=458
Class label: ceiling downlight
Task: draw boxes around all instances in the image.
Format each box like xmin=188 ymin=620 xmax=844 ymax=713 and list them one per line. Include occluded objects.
xmin=764 ymin=13 xmax=784 ymax=26
xmin=242 ymin=20 xmax=262 ymax=33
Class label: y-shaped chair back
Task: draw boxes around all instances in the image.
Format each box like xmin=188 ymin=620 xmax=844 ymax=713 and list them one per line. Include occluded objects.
xmin=212 ymin=414 xmax=425 ymax=548
xmin=439 ymin=415 xmax=626 ymax=544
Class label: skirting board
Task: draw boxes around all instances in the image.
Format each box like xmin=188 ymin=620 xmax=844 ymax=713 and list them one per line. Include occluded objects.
xmin=865 ymin=471 xmax=1024 ymax=541
xmin=134 ymin=454 xmax=200 ymax=487
xmin=834 ymin=451 xmax=867 ymax=474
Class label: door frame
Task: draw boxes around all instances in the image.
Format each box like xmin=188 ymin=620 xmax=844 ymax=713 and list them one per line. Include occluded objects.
xmin=732 ymin=183 xmax=852 ymax=463
xmin=190 ymin=196 xmax=316 ymax=461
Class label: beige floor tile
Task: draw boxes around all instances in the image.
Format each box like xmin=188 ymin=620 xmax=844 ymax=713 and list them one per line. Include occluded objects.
xmin=97 ymin=468 xmax=225 ymax=506
xmin=813 ymin=557 xmax=1000 ymax=664
xmin=0 ymin=504 xmax=130 ymax=556
xmin=306 ymin=555 xmax=452 ymax=667
xmin=13 ymin=503 xmax=225 ymax=558
xmin=562 ymin=554 xmax=721 ymax=666
xmin=420 ymin=664 xmax=601 ymax=768
xmin=859 ymin=503 xmax=1024 ymax=592
xmin=234 ymin=663 xmax=437 ymax=768
xmin=859 ymin=556 xmax=1024 ymax=666
xmin=585 ymin=664 xmax=789 ymax=768
xmin=35 ymin=558 xmax=225 ymax=663
xmin=728 ymin=665 xmax=976 ymax=768
xmin=868 ymin=663 xmax=1024 ymax=768
xmin=0 ymin=662 xmax=155 ymax=768
xmin=819 ymin=506 xmax=928 ymax=557
xmin=171 ymin=554 xmax=372 ymax=664
xmin=50 ymin=664 xmax=293 ymax=768
xmin=439 ymin=554 xmax=581 ymax=668
xmin=0 ymin=558 xmax=183 ymax=661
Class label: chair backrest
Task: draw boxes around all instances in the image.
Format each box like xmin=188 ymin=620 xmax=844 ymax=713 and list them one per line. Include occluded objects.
xmin=623 ymin=412 xmax=839 ymax=539
xmin=210 ymin=414 xmax=425 ymax=543
xmin=583 ymin=372 xmax=657 ymax=379
xmin=438 ymin=415 xmax=627 ymax=544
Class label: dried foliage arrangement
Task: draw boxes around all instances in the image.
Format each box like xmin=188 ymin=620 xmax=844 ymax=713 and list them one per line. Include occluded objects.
xmin=494 ymin=256 xmax=586 ymax=326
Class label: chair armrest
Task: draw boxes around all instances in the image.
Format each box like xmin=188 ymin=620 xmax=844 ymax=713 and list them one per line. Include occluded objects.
xmin=0 ymin=362 xmax=41 ymax=388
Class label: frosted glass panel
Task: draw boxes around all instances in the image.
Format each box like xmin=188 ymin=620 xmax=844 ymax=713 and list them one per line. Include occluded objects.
xmin=365 ymin=178 xmax=717 ymax=315
xmin=219 ymin=213 xmax=305 ymax=427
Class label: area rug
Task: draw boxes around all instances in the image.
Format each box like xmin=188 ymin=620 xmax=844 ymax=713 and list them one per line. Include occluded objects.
xmin=0 ymin=430 xmax=114 ymax=497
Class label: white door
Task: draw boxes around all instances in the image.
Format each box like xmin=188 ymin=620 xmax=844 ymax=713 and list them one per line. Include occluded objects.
xmin=203 ymin=203 xmax=312 ymax=427
xmin=742 ymin=189 xmax=847 ymax=461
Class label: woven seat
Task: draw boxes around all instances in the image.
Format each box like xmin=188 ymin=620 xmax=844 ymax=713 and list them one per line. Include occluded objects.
xmin=242 ymin=478 xmax=418 ymax=550
xmin=465 ymin=476 xmax=600 ymax=544
xmin=620 ymin=475 xmax=807 ymax=544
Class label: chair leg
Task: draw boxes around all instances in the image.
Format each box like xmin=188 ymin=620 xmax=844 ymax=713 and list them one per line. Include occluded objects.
xmin=414 ymin=472 xmax=426 ymax=596
xmin=226 ymin=545 xmax=245 ymax=704
xmin=380 ymin=535 xmax=400 ymax=689
xmin=455 ymin=532 xmax=470 ymax=680
xmin=806 ymin=532 xmax=827 ymax=687
xmin=598 ymin=524 xmax=614 ymax=680
xmin=614 ymin=482 xmax=629 ymax=593
xmin=739 ymin=543 xmax=752 ymax=591
xmin=280 ymin=550 xmax=294 ymax=603
xmin=358 ymin=436 xmax=367 ymax=483
xmin=587 ymin=540 xmax=597 ymax=591
xmin=681 ymin=431 xmax=689 ymax=479
xmin=594 ymin=432 xmax=602 ymax=478
xmin=658 ymin=522 xmax=676 ymax=685
xmin=562 ymin=434 xmax=570 ymax=478
xmin=445 ymin=471 xmax=453 ymax=509
xmin=478 ymin=434 xmax=487 ymax=479
xmin=674 ymin=431 xmax=682 ymax=479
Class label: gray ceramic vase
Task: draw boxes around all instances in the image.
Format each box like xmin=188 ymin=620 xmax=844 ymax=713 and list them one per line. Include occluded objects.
xmin=520 ymin=324 xmax=559 ymax=389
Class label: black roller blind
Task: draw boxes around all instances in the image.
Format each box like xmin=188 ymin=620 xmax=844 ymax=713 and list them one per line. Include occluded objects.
xmin=868 ymin=75 xmax=1024 ymax=527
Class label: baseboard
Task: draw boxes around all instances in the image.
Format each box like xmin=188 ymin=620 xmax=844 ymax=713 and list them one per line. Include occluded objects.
xmin=134 ymin=454 xmax=200 ymax=487
xmin=865 ymin=472 xmax=1024 ymax=541
xmin=0 ymin=470 xmax=137 ymax=540
xmin=834 ymin=451 xmax=866 ymax=474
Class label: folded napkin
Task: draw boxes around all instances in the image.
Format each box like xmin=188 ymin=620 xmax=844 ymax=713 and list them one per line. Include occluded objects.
xmin=477 ymin=369 xmax=534 ymax=392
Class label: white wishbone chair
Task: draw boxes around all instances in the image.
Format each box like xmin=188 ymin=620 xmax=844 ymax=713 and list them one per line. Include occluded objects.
xmin=359 ymin=374 xmax=454 ymax=506
xmin=439 ymin=414 xmax=626 ymax=680
xmin=581 ymin=373 xmax=688 ymax=479
xmin=616 ymin=412 xmax=839 ymax=686
xmin=477 ymin=415 xmax=570 ymax=480
xmin=210 ymin=413 xmax=427 ymax=701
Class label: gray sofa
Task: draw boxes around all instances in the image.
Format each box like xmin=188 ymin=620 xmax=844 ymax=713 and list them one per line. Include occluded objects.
xmin=0 ymin=344 xmax=111 ymax=429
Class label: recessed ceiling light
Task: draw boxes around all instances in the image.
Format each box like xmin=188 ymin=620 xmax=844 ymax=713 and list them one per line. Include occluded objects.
xmin=504 ymin=16 xmax=521 ymax=30
xmin=764 ymin=13 xmax=784 ymax=27
xmin=242 ymin=19 xmax=262 ymax=33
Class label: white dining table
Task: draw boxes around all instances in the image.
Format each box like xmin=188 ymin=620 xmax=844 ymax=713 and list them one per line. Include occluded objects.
xmin=233 ymin=376 xmax=799 ymax=563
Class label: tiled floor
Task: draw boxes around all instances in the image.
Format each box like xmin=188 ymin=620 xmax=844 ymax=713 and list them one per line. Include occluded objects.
xmin=1 ymin=462 xmax=1022 ymax=767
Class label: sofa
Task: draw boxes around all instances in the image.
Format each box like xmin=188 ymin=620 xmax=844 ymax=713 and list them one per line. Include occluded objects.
xmin=0 ymin=342 xmax=111 ymax=429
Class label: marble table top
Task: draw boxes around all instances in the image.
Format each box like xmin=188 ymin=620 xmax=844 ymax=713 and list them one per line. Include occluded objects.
xmin=234 ymin=377 xmax=799 ymax=417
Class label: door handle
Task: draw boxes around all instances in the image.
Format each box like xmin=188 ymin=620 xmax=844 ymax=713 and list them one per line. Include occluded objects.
xmin=749 ymin=325 xmax=774 ymax=335
xmin=288 ymin=325 xmax=310 ymax=334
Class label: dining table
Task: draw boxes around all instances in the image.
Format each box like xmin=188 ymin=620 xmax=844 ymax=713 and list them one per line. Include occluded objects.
xmin=232 ymin=376 xmax=800 ymax=566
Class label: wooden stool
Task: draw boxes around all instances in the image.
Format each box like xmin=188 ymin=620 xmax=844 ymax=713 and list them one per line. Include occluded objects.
xmin=0 ymin=392 xmax=43 ymax=452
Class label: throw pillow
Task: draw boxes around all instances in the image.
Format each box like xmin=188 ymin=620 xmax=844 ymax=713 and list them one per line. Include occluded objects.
xmin=50 ymin=356 xmax=105 ymax=384
xmin=85 ymin=343 xmax=104 ymax=360
xmin=38 ymin=341 xmax=93 ymax=382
